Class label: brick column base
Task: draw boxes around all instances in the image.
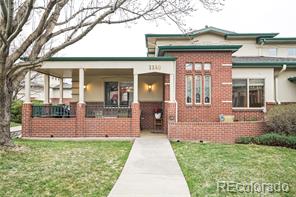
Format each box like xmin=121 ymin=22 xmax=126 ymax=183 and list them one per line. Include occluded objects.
xmin=76 ymin=103 xmax=86 ymax=137
xmin=166 ymin=102 xmax=177 ymax=135
xmin=22 ymin=103 xmax=32 ymax=137
xmin=131 ymin=103 xmax=140 ymax=137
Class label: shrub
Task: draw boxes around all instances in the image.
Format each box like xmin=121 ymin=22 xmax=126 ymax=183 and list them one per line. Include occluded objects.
xmin=11 ymin=100 xmax=23 ymax=123
xmin=236 ymin=133 xmax=296 ymax=149
xmin=266 ymin=104 xmax=296 ymax=135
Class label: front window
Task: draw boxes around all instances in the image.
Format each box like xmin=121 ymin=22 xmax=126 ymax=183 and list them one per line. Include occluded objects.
xmin=249 ymin=79 xmax=264 ymax=108
xmin=232 ymin=79 xmax=247 ymax=107
xmin=204 ymin=75 xmax=211 ymax=104
xmin=120 ymin=82 xmax=133 ymax=107
xmin=185 ymin=75 xmax=192 ymax=104
xmin=195 ymin=75 xmax=202 ymax=104
xmin=105 ymin=82 xmax=133 ymax=107
xmin=204 ymin=63 xmax=211 ymax=71
xmin=185 ymin=63 xmax=193 ymax=71
xmin=232 ymin=79 xmax=265 ymax=108
xmin=194 ymin=63 xmax=202 ymax=71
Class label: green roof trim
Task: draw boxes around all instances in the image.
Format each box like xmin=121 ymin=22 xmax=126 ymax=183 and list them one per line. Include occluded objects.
xmin=42 ymin=56 xmax=176 ymax=62
xmin=288 ymin=76 xmax=296 ymax=83
xmin=233 ymin=62 xmax=296 ymax=68
xmin=158 ymin=45 xmax=242 ymax=56
xmin=258 ymin=37 xmax=296 ymax=44
xmin=225 ymin=33 xmax=278 ymax=39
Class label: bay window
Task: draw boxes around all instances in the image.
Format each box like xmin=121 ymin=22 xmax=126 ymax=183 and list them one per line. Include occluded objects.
xmin=232 ymin=79 xmax=265 ymax=108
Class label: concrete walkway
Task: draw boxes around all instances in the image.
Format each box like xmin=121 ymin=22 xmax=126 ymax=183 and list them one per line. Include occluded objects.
xmin=108 ymin=132 xmax=190 ymax=197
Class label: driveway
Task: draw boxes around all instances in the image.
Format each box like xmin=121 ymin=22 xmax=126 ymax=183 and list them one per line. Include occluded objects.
xmin=108 ymin=132 xmax=190 ymax=197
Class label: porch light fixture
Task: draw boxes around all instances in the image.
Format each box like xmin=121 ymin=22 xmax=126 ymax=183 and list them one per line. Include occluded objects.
xmin=148 ymin=84 xmax=152 ymax=92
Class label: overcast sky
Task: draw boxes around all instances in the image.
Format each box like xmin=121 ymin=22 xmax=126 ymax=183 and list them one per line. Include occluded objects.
xmin=61 ymin=0 xmax=296 ymax=57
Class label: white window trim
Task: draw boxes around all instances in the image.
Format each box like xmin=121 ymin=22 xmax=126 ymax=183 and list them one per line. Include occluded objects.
xmin=204 ymin=75 xmax=211 ymax=105
xmin=195 ymin=75 xmax=202 ymax=105
xmin=185 ymin=75 xmax=193 ymax=105
xmin=232 ymin=78 xmax=265 ymax=109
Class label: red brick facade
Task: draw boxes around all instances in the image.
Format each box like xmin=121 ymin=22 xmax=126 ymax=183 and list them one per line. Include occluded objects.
xmin=168 ymin=121 xmax=266 ymax=143
xmin=168 ymin=51 xmax=233 ymax=122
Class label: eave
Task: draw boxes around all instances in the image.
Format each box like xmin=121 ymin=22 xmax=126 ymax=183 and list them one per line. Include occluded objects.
xmin=157 ymin=45 xmax=242 ymax=56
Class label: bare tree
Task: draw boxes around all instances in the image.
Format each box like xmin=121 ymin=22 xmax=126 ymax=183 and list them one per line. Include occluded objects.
xmin=0 ymin=0 xmax=224 ymax=146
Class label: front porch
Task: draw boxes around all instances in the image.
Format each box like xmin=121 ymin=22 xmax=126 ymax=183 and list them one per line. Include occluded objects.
xmin=21 ymin=57 xmax=177 ymax=137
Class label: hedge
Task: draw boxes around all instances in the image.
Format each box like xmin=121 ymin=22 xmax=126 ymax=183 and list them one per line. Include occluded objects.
xmin=266 ymin=104 xmax=296 ymax=135
xmin=236 ymin=133 xmax=296 ymax=149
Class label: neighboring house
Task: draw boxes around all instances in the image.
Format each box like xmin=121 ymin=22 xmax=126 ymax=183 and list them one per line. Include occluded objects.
xmin=21 ymin=26 xmax=296 ymax=143
xmin=17 ymin=72 xmax=71 ymax=103
xmin=51 ymin=83 xmax=72 ymax=104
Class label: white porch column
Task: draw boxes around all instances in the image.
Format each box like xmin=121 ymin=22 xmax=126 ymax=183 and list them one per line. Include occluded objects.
xmin=44 ymin=74 xmax=50 ymax=104
xmin=79 ymin=68 xmax=85 ymax=103
xmin=59 ymin=78 xmax=63 ymax=104
xmin=24 ymin=71 xmax=31 ymax=103
xmin=169 ymin=73 xmax=176 ymax=102
xmin=133 ymin=73 xmax=138 ymax=103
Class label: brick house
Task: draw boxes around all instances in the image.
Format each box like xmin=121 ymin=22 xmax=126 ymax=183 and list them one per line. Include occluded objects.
xmin=22 ymin=26 xmax=296 ymax=143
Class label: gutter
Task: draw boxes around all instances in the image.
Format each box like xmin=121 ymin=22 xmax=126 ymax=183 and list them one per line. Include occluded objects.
xmin=275 ymin=64 xmax=287 ymax=104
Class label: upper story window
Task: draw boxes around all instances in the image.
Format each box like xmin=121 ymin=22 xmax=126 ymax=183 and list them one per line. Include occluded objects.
xmin=288 ymin=48 xmax=296 ymax=56
xmin=204 ymin=63 xmax=211 ymax=71
xmin=185 ymin=63 xmax=193 ymax=71
xmin=268 ymin=48 xmax=277 ymax=57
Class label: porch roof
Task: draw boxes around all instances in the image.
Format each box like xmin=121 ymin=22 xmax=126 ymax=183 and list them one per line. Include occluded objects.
xmin=36 ymin=56 xmax=177 ymax=78
xmin=43 ymin=56 xmax=176 ymax=61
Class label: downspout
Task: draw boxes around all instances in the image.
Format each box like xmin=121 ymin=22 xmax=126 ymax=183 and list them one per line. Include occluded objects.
xmin=275 ymin=64 xmax=287 ymax=104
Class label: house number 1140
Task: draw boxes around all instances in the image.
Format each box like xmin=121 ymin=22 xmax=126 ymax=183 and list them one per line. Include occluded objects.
xmin=149 ymin=65 xmax=161 ymax=70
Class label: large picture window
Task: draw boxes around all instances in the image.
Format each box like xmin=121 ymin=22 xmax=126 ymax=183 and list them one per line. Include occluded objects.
xmin=204 ymin=75 xmax=211 ymax=104
xmin=105 ymin=82 xmax=133 ymax=107
xmin=195 ymin=75 xmax=202 ymax=104
xmin=232 ymin=79 xmax=265 ymax=108
xmin=185 ymin=76 xmax=193 ymax=104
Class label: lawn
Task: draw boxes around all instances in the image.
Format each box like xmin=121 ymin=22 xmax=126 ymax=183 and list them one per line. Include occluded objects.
xmin=172 ymin=142 xmax=296 ymax=197
xmin=0 ymin=139 xmax=132 ymax=197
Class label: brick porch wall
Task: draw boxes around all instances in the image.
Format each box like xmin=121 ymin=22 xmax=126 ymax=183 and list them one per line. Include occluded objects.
xmin=30 ymin=118 xmax=76 ymax=137
xmin=85 ymin=118 xmax=133 ymax=137
xmin=168 ymin=121 xmax=266 ymax=143
xmin=140 ymin=102 xmax=163 ymax=130
xmin=22 ymin=102 xmax=140 ymax=137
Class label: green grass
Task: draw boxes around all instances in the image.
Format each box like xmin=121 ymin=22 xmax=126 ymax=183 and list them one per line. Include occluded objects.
xmin=10 ymin=122 xmax=21 ymax=127
xmin=0 ymin=139 xmax=132 ymax=197
xmin=172 ymin=142 xmax=296 ymax=197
